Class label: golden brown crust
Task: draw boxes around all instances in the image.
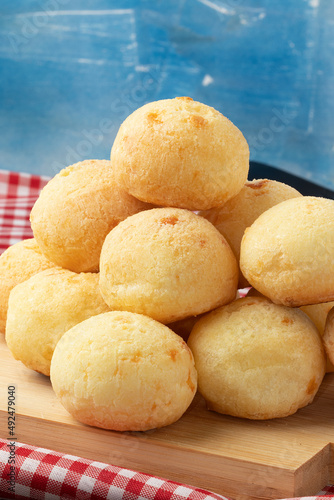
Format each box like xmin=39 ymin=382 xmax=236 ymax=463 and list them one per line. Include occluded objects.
xmin=5 ymin=268 xmax=110 ymax=375
xmin=188 ymin=297 xmax=326 ymax=420
xmin=110 ymin=97 xmax=249 ymax=210
xmin=0 ymin=238 xmax=55 ymax=334
xmin=99 ymin=208 xmax=238 ymax=324
xmin=200 ymin=179 xmax=302 ymax=288
xmin=30 ymin=160 xmax=154 ymax=273
xmin=50 ymin=311 xmax=197 ymax=431
xmin=240 ymin=196 xmax=334 ymax=306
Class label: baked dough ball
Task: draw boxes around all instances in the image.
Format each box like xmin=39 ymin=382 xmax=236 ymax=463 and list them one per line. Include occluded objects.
xmin=110 ymin=97 xmax=249 ymax=210
xmin=99 ymin=208 xmax=238 ymax=324
xmin=240 ymin=196 xmax=334 ymax=306
xmin=6 ymin=268 xmax=110 ymax=376
xmin=50 ymin=311 xmax=197 ymax=431
xmin=323 ymin=306 xmax=334 ymax=367
xmin=200 ymin=179 xmax=302 ymax=288
xmin=0 ymin=238 xmax=55 ymax=334
xmin=301 ymin=302 xmax=334 ymax=372
xmin=188 ymin=297 xmax=326 ymax=420
xmin=248 ymin=288 xmax=334 ymax=373
xmin=30 ymin=159 xmax=153 ymax=273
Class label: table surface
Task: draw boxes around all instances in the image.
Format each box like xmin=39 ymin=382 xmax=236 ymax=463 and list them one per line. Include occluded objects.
xmin=0 ymin=0 xmax=333 ymax=189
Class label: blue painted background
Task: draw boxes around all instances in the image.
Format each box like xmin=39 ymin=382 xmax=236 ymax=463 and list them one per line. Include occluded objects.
xmin=0 ymin=0 xmax=333 ymax=189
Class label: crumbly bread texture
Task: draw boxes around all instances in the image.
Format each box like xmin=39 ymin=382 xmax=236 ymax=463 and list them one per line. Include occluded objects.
xmin=200 ymin=179 xmax=302 ymax=288
xmin=110 ymin=97 xmax=249 ymax=210
xmin=30 ymin=159 xmax=153 ymax=273
xmin=0 ymin=238 xmax=56 ymax=334
xmin=323 ymin=306 xmax=334 ymax=366
xmin=5 ymin=268 xmax=110 ymax=376
xmin=240 ymin=196 xmax=334 ymax=306
xmin=187 ymin=296 xmax=326 ymax=420
xmin=50 ymin=311 xmax=197 ymax=431
xmin=248 ymin=288 xmax=334 ymax=373
xmin=99 ymin=207 xmax=238 ymax=324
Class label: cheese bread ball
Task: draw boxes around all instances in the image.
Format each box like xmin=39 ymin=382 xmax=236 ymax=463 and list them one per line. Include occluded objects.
xmin=323 ymin=306 xmax=334 ymax=367
xmin=248 ymin=288 xmax=334 ymax=373
xmin=240 ymin=196 xmax=334 ymax=306
xmin=30 ymin=159 xmax=153 ymax=273
xmin=110 ymin=97 xmax=249 ymax=210
xmin=0 ymin=238 xmax=55 ymax=334
xmin=99 ymin=208 xmax=238 ymax=324
xmin=200 ymin=179 xmax=302 ymax=288
xmin=188 ymin=297 xmax=326 ymax=420
xmin=50 ymin=311 xmax=197 ymax=431
xmin=6 ymin=268 xmax=110 ymax=376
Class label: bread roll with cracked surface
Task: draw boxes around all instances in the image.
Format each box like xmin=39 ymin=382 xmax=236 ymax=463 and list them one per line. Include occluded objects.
xmin=0 ymin=238 xmax=55 ymax=334
xmin=240 ymin=196 xmax=334 ymax=306
xmin=30 ymin=159 xmax=153 ymax=273
xmin=200 ymin=179 xmax=302 ymax=288
xmin=50 ymin=311 xmax=197 ymax=431
xmin=110 ymin=97 xmax=249 ymax=210
xmin=188 ymin=297 xmax=326 ymax=420
xmin=6 ymin=268 xmax=110 ymax=376
xmin=99 ymin=207 xmax=238 ymax=324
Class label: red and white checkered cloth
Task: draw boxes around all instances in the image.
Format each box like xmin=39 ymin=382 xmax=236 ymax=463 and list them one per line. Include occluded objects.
xmin=0 ymin=170 xmax=50 ymax=255
xmin=0 ymin=439 xmax=333 ymax=500
xmin=0 ymin=439 xmax=230 ymax=500
xmin=0 ymin=169 xmax=334 ymax=500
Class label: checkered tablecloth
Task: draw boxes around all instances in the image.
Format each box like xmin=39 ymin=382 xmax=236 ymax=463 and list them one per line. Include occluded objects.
xmin=0 ymin=170 xmax=50 ymax=255
xmin=0 ymin=439 xmax=333 ymax=500
xmin=0 ymin=439 xmax=229 ymax=500
xmin=0 ymin=169 xmax=334 ymax=500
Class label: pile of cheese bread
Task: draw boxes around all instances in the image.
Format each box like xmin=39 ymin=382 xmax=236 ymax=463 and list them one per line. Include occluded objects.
xmin=1 ymin=96 xmax=334 ymax=431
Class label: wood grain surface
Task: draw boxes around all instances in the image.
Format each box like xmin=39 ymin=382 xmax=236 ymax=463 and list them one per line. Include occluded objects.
xmin=0 ymin=334 xmax=333 ymax=500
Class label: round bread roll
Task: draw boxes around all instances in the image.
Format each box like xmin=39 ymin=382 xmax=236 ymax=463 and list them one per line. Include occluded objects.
xmin=240 ymin=196 xmax=334 ymax=306
xmin=99 ymin=207 xmax=238 ymax=324
xmin=323 ymin=306 xmax=334 ymax=367
xmin=0 ymin=238 xmax=55 ymax=334
xmin=248 ymin=288 xmax=334 ymax=373
xmin=200 ymin=179 xmax=302 ymax=288
xmin=30 ymin=159 xmax=153 ymax=273
xmin=6 ymin=268 xmax=110 ymax=376
xmin=110 ymin=97 xmax=249 ymax=210
xmin=188 ymin=296 xmax=326 ymax=420
xmin=50 ymin=311 xmax=197 ymax=431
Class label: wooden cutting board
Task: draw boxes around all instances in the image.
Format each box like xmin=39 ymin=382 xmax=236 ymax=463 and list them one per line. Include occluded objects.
xmin=0 ymin=334 xmax=333 ymax=500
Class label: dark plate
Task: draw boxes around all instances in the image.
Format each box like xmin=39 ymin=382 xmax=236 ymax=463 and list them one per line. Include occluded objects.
xmin=248 ymin=161 xmax=334 ymax=199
